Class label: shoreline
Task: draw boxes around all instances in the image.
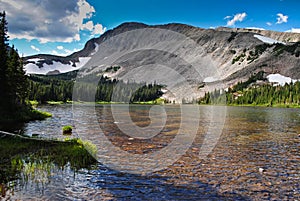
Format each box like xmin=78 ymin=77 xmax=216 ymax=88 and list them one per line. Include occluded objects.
xmin=38 ymin=100 xmax=300 ymax=108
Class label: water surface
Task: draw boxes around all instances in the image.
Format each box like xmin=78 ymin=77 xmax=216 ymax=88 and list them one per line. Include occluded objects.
xmin=1 ymin=104 xmax=299 ymax=200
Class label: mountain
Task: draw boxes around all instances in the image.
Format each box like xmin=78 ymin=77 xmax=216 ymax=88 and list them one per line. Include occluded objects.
xmin=24 ymin=22 xmax=300 ymax=102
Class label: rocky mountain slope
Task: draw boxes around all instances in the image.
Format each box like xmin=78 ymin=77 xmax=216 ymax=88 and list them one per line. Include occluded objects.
xmin=24 ymin=22 xmax=300 ymax=102
xmin=216 ymin=27 xmax=300 ymax=43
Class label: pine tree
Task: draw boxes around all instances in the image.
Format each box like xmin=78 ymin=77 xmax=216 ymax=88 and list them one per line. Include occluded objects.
xmin=0 ymin=11 xmax=10 ymax=113
xmin=7 ymin=47 xmax=28 ymax=106
xmin=0 ymin=11 xmax=32 ymax=120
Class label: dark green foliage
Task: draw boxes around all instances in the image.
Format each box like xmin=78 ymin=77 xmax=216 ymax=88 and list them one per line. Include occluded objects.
xmin=229 ymin=49 xmax=236 ymax=54
xmin=230 ymin=82 xmax=300 ymax=106
xmin=255 ymin=43 xmax=271 ymax=54
xmin=199 ymin=88 xmax=226 ymax=105
xmin=233 ymin=42 xmax=300 ymax=65
xmin=62 ymin=125 xmax=72 ymax=134
xmin=0 ymin=135 xmax=97 ymax=184
xmin=29 ymin=74 xmax=164 ymax=103
xmin=0 ymin=12 xmax=50 ymax=122
xmin=201 ymin=80 xmax=300 ymax=107
xmin=0 ymin=11 xmax=9 ymax=110
xmin=105 ymin=65 xmax=121 ymax=72
xmin=232 ymin=71 xmax=266 ymax=92
xmin=248 ymin=40 xmax=300 ymax=58
xmin=44 ymin=70 xmax=79 ymax=80
xmin=247 ymin=44 xmax=272 ymax=63
xmin=28 ymin=74 xmax=74 ymax=103
xmin=0 ymin=12 xmax=42 ymax=122
xmin=273 ymin=42 xmax=300 ymax=57
xmin=130 ymin=83 xmax=164 ymax=102
xmin=0 ymin=107 xmax=52 ymax=123
xmin=227 ymin=32 xmax=238 ymax=42
xmin=232 ymin=53 xmax=246 ymax=64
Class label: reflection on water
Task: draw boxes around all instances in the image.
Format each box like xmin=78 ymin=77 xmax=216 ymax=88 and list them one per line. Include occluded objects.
xmin=0 ymin=105 xmax=299 ymax=200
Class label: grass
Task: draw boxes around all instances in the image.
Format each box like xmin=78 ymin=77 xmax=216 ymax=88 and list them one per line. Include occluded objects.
xmin=0 ymin=135 xmax=97 ymax=185
xmin=29 ymin=109 xmax=52 ymax=120
xmin=0 ymin=108 xmax=52 ymax=123
xmin=47 ymin=101 xmax=65 ymax=105
xmin=131 ymin=98 xmax=166 ymax=105
xmin=96 ymin=101 xmax=118 ymax=104
xmin=64 ymin=138 xmax=97 ymax=159
xmin=29 ymin=100 xmax=166 ymax=105
xmin=29 ymin=100 xmax=39 ymax=108
xmin=29 ymin=100 xmax=74 ymax=106
xmin=212 ymin=103 xmax=300 ymax=108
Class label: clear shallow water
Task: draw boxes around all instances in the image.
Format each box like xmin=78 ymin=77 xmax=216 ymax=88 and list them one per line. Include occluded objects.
xmin=1 ymin=104 xmax=300 ymax=200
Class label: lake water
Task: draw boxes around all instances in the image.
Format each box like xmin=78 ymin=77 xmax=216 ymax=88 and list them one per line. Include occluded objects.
xmin=1 ymin=104 xmax=300 ymax=200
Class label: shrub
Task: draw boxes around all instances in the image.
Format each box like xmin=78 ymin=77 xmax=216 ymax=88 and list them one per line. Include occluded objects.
xmin=62 ymin=125 xmax=73 ymax=135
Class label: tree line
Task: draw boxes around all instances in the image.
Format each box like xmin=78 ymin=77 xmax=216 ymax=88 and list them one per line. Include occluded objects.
xmin=226 ymin=82 xmax=300 ymax=106
xmin=200 ymin=77 xmax=300 ymax=106
xmin=28 ymin=74 xmax=164 ymax=103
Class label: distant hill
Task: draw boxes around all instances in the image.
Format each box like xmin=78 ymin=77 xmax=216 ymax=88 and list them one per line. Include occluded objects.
xmin=23 ymin=22 xmax=300 ymax=102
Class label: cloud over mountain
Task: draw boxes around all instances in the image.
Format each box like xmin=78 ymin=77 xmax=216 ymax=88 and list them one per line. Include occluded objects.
xmin=0 ymin=0 xmax=106 ymax=43
xmin=286 ymin=28 xmax=300 ymax=33
xmin=276 ymin=13 xmax=288 ymax=24
xmin=226 ymin=12 xmax=247 ymax=26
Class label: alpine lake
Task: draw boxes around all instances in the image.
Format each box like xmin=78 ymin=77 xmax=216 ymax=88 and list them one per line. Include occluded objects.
xmin=0 ymin=104 xmax=299 ymax=200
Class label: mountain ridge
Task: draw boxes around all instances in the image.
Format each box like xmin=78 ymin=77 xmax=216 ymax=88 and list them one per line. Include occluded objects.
xmin=24 ymin=22 xmax=300 ymax=65
xmin=23 ymin=22 xmax=300 ymax=101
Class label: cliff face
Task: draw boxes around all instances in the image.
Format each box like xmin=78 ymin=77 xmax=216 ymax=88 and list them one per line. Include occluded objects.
xmin=24 ymin=22 xmax=300 ymax=102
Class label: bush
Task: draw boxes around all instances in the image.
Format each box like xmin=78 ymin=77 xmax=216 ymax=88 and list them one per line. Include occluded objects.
xmin=62 ymin=125 xmax=73 ymax=135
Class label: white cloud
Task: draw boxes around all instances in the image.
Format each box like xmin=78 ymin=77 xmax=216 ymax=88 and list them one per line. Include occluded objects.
xmin=57 ymin=46 xmax=64 ymax=50
xmin=224 ymin=16 xmax=231 ymax=20
xmin=276 ymin=13 xmax=288 ymax=24
xmin=285 ymin=28 xmax=300 ymax=33
xmin=92 ymin=24 xmax=106 ymax=35
xmin=226 ymin=12 xmax=247 ymax=26
xmin=0 ymin=0 xmax=106 ymax=43
xmin=82 ymin=21 xmax=106 ymax=35
xmin=266 ymin=22 xmax=272 ymax=26
xmin=30 ymin=45 xmax=40 ymax=52
xmin=82 ymin=21 xmax=94 ymax=31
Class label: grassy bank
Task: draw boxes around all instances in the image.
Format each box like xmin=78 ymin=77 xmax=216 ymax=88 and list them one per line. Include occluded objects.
xmin=29 ymin=98 xmax=167 ymax=106
xmin=0 ymin=108 xmax=52 ymax=123
xmin=0 ymin=134 xmax=97 ymax=185
xmin=225 ymin=103 xmax=300 ymax=108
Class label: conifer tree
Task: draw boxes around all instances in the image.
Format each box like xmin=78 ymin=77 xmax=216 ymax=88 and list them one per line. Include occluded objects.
xmin=0 ymin=11 xmax=10 ymax=113
xmin=0 ymin=11 xmax=30 ymax=117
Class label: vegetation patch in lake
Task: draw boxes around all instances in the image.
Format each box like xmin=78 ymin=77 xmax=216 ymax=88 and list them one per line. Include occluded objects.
xmin=0 ymin=134 xmax=97 ymax=198
xmin=62 ymin=125 xmax=73 ymax=135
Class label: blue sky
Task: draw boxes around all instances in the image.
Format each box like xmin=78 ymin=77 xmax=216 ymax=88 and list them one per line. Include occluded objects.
xmin=0 ymin=0 xmax=299 ymax=56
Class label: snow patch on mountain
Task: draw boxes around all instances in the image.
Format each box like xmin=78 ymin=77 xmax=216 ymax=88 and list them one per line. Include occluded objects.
xmin=254 ymin=34 xmax=286 ymax=45
xmin=27 ymin=58 xmax=44 ymax=62
xmin=24 ymin=57 xmax=91 ymax=75
xmin=91 ymin=43 xmax=99 ymax=56
xmin=203 ymin=77 xmax=218 ymax=83
xmin=267 ymin=73 xmax=298 ymax=86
